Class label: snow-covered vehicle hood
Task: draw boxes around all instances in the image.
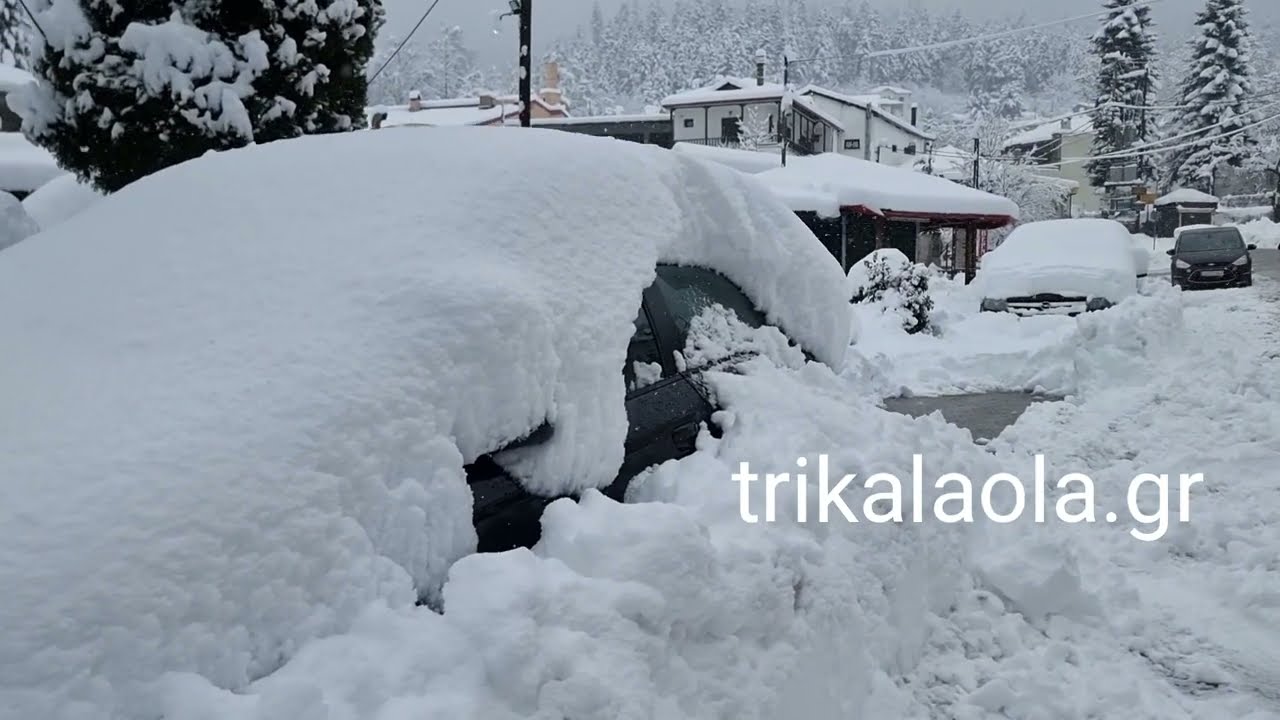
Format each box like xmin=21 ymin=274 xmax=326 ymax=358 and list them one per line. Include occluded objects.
xmin=0 ymin=126 xmax=851 ymax=715
xmin=975 ymin=218 xmax=1140 ymax=301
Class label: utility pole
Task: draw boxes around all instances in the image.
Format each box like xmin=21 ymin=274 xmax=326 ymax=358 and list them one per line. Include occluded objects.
xmin=518 ymin=0 xmax=532 ymax=127
xmin=780 ymin=54 xmax=790 ymax=167
xmin=972 ymin=137 xmax=980 ymax=188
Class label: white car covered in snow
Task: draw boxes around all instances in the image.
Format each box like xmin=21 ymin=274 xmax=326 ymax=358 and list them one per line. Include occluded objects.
xmin=976 ymin=218 xmax=1145 ymax=317
xmin=0 ymin=126 xmax=853 ymax=716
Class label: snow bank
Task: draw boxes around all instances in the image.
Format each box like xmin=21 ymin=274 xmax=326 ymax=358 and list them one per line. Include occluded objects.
xmin=755 ymin=152 xmax=1020 ymax=220
xmin=0 ymin=127 xmax=851 ymax=716
xmin=1235 ymin=217 xmax=1280 ymax=248
xmin=1073 ymin=285 xmax=1185 ymax=392
xmin=975 ymin=218 xmax=1140 ymax=301
xmin=20 ymin=172 xmax=103 ymax=230
xmin=0 ymin=190 xmax=39 ymax=250
xmin=0 ymin=132 xmax=66 ymax=194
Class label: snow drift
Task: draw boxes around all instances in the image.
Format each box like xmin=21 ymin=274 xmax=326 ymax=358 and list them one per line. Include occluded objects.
xmin=0 ymin=126 xmax=851 ymax=716
xmin=0 ymin=189 xmax=38 ymax=250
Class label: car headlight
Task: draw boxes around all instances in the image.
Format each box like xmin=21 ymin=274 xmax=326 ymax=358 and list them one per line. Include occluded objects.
xmin=1231 ymin=255 xmax=1249 ymax=266
xmin=1174 ymin=259 xmax=1190 ymax=269
xmin=980 ymin=298 xmax=1008 ymax=312
xmin=1086 ymin=297 xmax=1112 ymax=311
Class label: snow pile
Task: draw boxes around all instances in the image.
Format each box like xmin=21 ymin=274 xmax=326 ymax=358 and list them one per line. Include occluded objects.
xmin=849 ymin=249 xmax=934 ymax=335
xmin=0 ymin=127 xmax=851 ymax=716
xmin=0 ymin=131 xmax=65 ymax=194
xmin=0 ymin=190 xmax=39 ymax=250
xmin=20 ymin=172 xmax=104 ymax=230
xmin=1235 ymin=217 xmax=1280 ymax=248
xmin=755 ymin=152 xmax=1020 ymax=220
xmin=1074 ymin=285 xmax=1185 ymax=393
xmin=850 ymin=273 xmax=1080 ymax=398
xmin=0 ymin=64 xmax=35 ymax=93
xmin=975 ymin=218 xmax=1141 ymax=301
xmin=979 ymin=280 xmax=1280 ymax=718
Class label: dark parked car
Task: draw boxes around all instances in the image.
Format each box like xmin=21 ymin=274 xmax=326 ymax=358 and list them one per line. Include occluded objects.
xmin=1168 ymin=225 xmax=1255 ymax=289
xmin=468 ymin=263 xmax=796 ymax=553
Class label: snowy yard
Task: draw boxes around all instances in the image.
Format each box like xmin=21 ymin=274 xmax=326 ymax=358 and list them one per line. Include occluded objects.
xmin=3 ymin=127 xmax=1280 ymax=720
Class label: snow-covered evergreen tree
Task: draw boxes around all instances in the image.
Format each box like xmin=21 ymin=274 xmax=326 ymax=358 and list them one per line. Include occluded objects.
xmin=15 ymin=0 xmax=383 ymax=192
xmin=1 ymin=0 xmax=32 ymax=70
xmin=964 ymin=42 xmax=1023 ymax=120
xmin=1086 ymin=0 xmax=1160 ymax=187
xmin=1163 ymin=0 xmax=1257 ymax=193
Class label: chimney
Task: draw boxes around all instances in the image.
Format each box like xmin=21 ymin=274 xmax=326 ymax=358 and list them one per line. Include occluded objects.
xmin=408 ymin=89 xmax=422 ymax=112
xmin=540 ymin=62 xmax=563 ymax=107
xmin=1060 ymin=117 xmax=1071 ymax=130
xmin=755 ymin=49 xmax=767 ymax=86
xmin=910 ymin=103 xmax=918 ymax=126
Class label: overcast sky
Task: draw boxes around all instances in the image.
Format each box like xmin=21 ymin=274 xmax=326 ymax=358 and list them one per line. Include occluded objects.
xmin=379 ymin=0 xmax=1276 ymax=68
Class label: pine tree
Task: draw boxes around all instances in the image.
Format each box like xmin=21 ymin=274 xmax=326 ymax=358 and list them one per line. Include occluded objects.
xmin=1 ymin=0 xmax=32 ymax=70
xmin=16 ymin=1 xmax=383 ymax=193
xmin=1086 ymin=0 xmax=1160 ymax=187
xmin=1163 ymin=0 xmax=1257 ymax=194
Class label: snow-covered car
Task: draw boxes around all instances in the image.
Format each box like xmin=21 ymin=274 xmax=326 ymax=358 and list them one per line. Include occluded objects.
xmin=1167 ymin=224 xmax=1255 ymax=289
xmin=976 ymin=218 xmax=1142 ymax=317
xmin=0 ymin=126 xmax=852 ymax=714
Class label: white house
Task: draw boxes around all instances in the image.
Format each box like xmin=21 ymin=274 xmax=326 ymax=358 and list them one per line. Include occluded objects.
xmin=659 ymin=76 xmax=843 ymax=155
xmin=797 ymin=85 xmax=935 ymax=165
xmin=659 ymin=67 xmax=935 ymax=165
xmin=1002 ymin=112 xmax=1099 ymax=214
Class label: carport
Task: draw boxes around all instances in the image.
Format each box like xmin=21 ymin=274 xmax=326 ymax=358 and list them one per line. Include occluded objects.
xmin=753 ymin=153 xmax=1019 ymax=281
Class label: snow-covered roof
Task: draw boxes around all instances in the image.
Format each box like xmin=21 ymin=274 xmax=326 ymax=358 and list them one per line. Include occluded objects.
xmin=661 ymin=77 xmax=789 ymax=107
xmin=799 ymin=86 xmax=935 ymax=141
xmin=975 ymin=218 xmax=1140 ymax=301
xmin=0 ymin=126 xmax=853 ymax=715
xmin=901 ymin=144 xmax=968 ymax=181
xmin=754 ymin=152 xmax=1019 ymax=221
xmin=367 ymin=95 xmax=566 ymax=128
xmin=0 ymin=64 xmax=36 ymax=93
xmin=1155 ymin=188 xmax=1219 ymax=206
xmin=671 ymin=142 xmax=783 ymax=173
xmin=0 ymin=132 xmax=66 ymax=194
xmin=1002 ymin=114 xmax=1095 ymax=149
xmin=866 ymin=84 xmax=912 ymax=97
xmin=533 ymin=113 xmax=667 ymax=126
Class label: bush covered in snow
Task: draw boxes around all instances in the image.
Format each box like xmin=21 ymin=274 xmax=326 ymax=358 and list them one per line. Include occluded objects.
xmin=849 ymin=249 xmax=935 ymax=335
xmin=13 ymin=0 xmax=384 ymax=191
xmin=0 ymin=189 xmax=37 ymax=250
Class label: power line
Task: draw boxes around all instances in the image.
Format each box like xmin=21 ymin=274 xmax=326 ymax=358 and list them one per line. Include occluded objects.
xmin=14 ymin=0 xmax=47 ymax=41
xmin=369 ymin=0 xmax=445 ymax=85
xmin=1056 ymin=106 xmax=1280 ymax=166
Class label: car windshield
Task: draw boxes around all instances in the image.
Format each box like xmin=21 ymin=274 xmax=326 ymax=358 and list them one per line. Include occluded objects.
xmin=1177 ymin=228 xmax=1244 ymax=253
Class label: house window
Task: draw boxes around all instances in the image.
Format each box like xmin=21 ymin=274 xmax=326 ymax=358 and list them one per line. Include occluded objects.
xmin=720 ymin=116 xmax=740 ymax=143
xmin=683 ymin=117 xmax=694 ymax=128
xmin=844 ymin=138 xmax=860 ymax=150
xmin=891 ymin=144 xmax=898 ymax=152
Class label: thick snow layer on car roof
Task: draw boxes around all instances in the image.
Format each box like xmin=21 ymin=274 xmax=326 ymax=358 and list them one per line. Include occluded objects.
xmin=975 ymin=218 xmax=1140 ymax=301
xmin=0 ymin=126 xmax=850 ymax=714
xmin=755 ymin=153 xmax=1021 ymax=220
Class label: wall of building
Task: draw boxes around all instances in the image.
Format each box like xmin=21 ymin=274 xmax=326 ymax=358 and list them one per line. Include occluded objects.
xmin=1058 ymin=132 xmax=1099 ymax=214
xmin=804 ymin=95 xmax=929 ymax=165
xmin=672 ymin=101 xmax=781 ymax=144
